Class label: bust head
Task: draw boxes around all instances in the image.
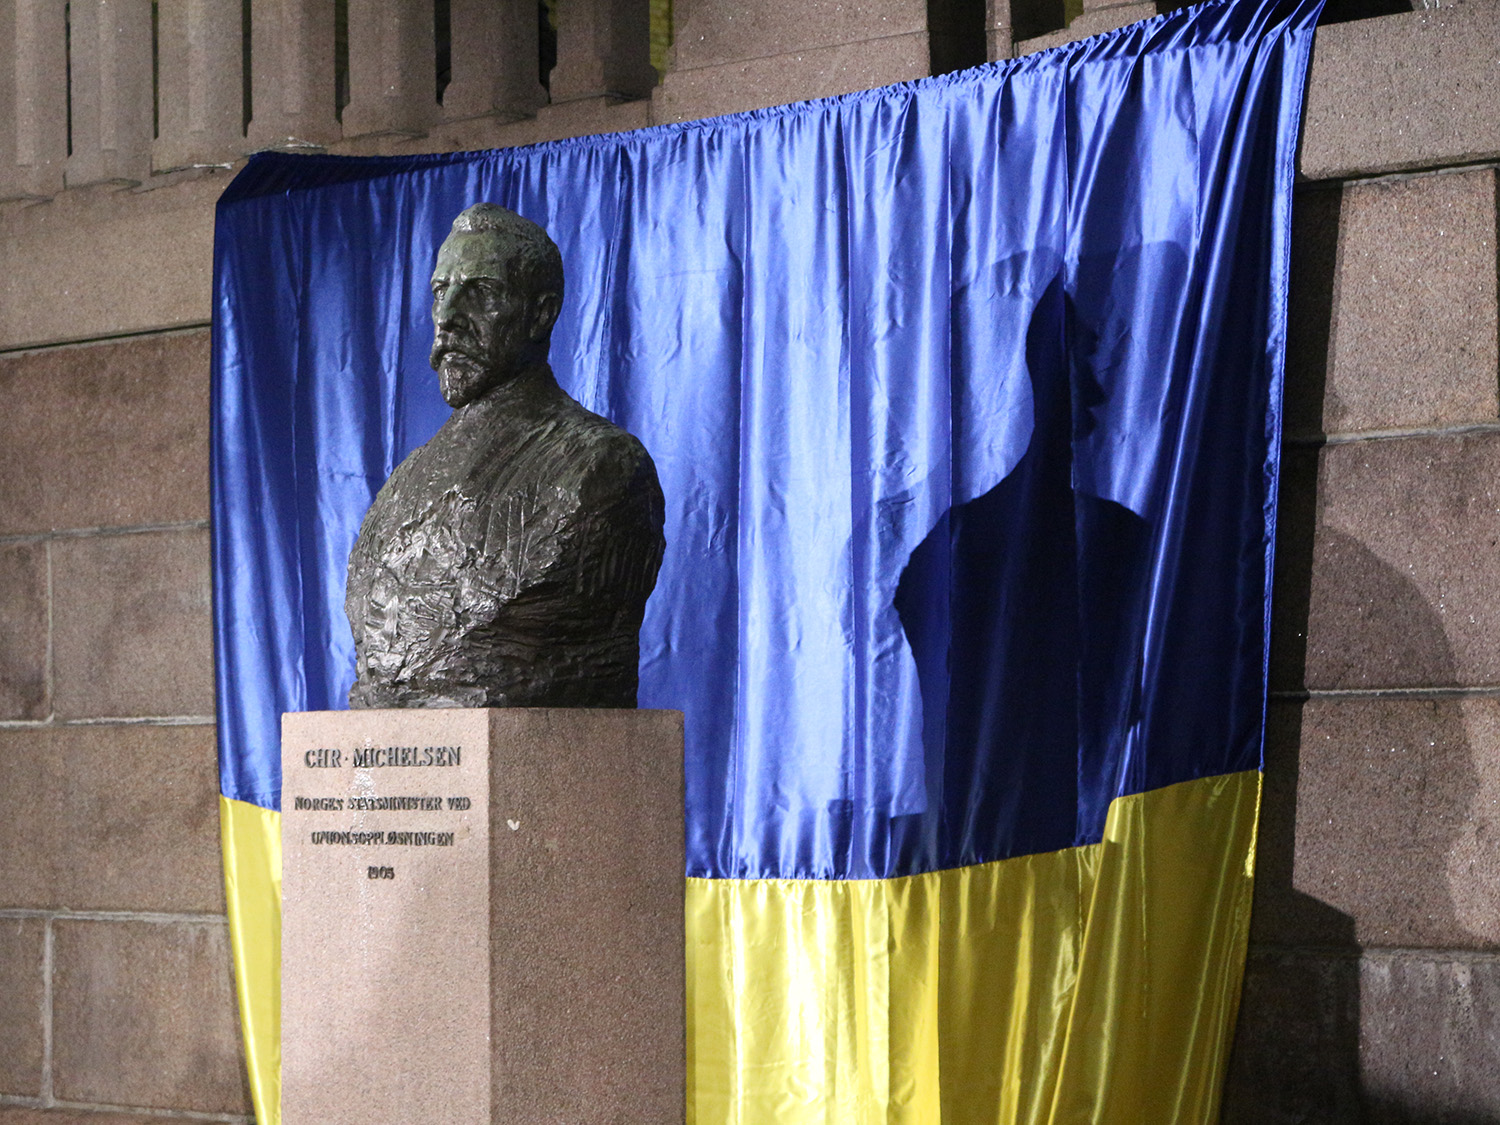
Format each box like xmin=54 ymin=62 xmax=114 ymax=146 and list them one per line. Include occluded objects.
xmin=429 ymin=203 xmax=565 ymax=408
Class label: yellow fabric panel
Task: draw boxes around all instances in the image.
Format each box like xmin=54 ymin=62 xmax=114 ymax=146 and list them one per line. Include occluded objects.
xmin=687 ymin=770 xmax=1260 ymax=1125
xmin=220 ymin=796 xmax=282 ymax=1125
xmin=223 ymin=771 xmax=1256 ymax=1125
xmin=1047 ymin=770 xmax=1260 ymax=1125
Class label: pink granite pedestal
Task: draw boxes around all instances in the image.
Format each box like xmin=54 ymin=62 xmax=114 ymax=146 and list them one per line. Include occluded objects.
xmin=280 ymin=708 xmax=684 ymax=1125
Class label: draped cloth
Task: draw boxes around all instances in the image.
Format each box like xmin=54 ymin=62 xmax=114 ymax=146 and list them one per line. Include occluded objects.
xmin=211 ymin=0 xmax=1320 ymax=1119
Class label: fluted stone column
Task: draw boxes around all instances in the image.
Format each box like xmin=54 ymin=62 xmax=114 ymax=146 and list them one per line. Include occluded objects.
xmin=64 ymin=0 xmax=154 ymax=187
xmin=0 ymin=0 xmax=68 ymax=199
xmin=341 ymin=0 xmax=436 ymax=138
xmin=442 ymin=0 xmax=547 ymax=123
xmin=154 ymin=0 xmax=245 ymax=171
xmin=246 ymin=0 xmax=340 ymax=149
xmin=549 ymin=0 xmax=655 ymax=104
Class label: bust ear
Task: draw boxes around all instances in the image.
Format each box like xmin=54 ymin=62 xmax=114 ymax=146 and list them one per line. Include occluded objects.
xmin=530 ymin=291 xmax=562 ymax=342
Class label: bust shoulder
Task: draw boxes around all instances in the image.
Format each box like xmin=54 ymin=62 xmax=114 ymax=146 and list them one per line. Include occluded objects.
xmin=455 ymin=373 xmax=660 ymax=513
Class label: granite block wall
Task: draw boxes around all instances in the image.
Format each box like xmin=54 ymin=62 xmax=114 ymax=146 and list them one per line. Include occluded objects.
xmin=0 ymin=332 xmax=248 ymax=1121
xmin=0 ymin=1 xmax=1498 ymax=1123
xmin=1224 ymin=152 xmax=1500 ymax=1120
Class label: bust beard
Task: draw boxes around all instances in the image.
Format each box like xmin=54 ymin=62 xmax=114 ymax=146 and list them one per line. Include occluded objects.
xmin=435 ymin=351 xmax=500 ymax=408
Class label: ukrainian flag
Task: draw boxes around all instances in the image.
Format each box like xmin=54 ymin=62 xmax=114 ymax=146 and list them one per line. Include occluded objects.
xmin=212 ymin=1 xmax=1320 ymax=1120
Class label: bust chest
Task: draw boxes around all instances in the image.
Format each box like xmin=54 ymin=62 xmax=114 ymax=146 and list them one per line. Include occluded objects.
xmin=348 ymin=433 xmax=576 ymax=660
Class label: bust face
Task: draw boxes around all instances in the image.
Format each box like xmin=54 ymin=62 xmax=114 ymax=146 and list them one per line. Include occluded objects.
xmin=429 ymin=231 xmax=552 ymax=408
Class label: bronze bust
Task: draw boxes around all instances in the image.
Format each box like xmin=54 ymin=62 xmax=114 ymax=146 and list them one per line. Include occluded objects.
xmin=345 ymin=204 xmax=665 ymax=709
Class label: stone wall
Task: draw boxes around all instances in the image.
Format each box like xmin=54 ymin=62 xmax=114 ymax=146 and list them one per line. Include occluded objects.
xmin=0 ymin=328 xmax=242 ymax=1119
xmin=1 ymin=1 xmax=1497 ymax=1122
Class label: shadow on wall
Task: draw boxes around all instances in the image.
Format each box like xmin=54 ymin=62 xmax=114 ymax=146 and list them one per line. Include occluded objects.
xmin=1224 ymin=548 xmax=1481 ymax=1123
xmin=1218 ymin=180 xmax=1488 ymax=1123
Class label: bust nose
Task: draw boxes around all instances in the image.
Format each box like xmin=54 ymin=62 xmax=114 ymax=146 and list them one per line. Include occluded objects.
xmin=433 ymin=285 xmax=463 ymax=328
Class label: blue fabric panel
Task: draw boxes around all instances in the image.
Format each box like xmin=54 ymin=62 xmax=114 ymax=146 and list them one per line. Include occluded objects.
xmin=212 ymin=0 xmax=1320 ymax=877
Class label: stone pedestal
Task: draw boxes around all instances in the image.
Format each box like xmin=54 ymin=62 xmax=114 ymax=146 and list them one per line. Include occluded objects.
xmin=280 ymin=708 xmax=684 ymax=1125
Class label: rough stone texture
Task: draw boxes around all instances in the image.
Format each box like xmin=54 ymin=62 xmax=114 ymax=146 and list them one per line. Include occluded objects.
xmin=0 ymin=725 xmax=223 ymax=912
xmin=1301 ymin=0 xmax=1500 ymax=182
xmin=0 ymin=542 xmax=48 ymax=720
xmin=280 ymin=708 xmax=493 ymax=1125
xmin=0 ymin=172 xmax=223 ymax=351
xmin=1254 ymin=698 xmax=1500 ymax=950
xmin=0 ymin=1112 xmax=168 ymax=1125
xmin=1273 ymin=434 xmax=1500 ymax=691
xmin=341 ymin=0 xmax=438 ymax=138
xmin=278 ymin=707 xmax=685 ymax=1125
xmin=333 ymin=96 xmax=653 ymax=159
xmin=991 ymin=0 xmax=1071 ymax=54
xmin=441 ymin=0 xmax=547 ymax=123
xmin=1359 ymin=950 xmax=1500 ymax=1121
xmin=1251 ymin=701 xmax=1356 ymax=948
xmin=1283 ymin=183 xmax=1342 ymax=438
xmin=487 ymin=708 xmax=685 ymax=1124
xmin=1068 ymin=3 xmax=1156 ymax=36
xmin=1014 ymin=2 xmax=1158 ymax=55
xmin=528 ymin=94 xmax=654 ymax=141
xmin=244 ymin=0 xmax=340 ymax=149
xmin=670 ymin=0 xmax=928 ymax=71
xmin=549 ymin=0 xmax=656 ymax=104
xmin=1223 ymin=950 xmax=1367 ymax=1125
xmin=986 ymin=26 xmax=1012 ymax=62
xmin=0 ymin=330 xmax=210 ymax=535
xmin=1017 ymin=0 xmax=1500 ymax=137
xmin=1225 ymin=949 xmax=1500 ymax=1123
xmin=50 ymin=530 xmax=213 ymax=719
xmin=51 ymin=919 xmax=250 ymax=1114
xmin=654 ymin=31 xmax=932 ymax=122
xmin=63 ymin=0 xmax=153 ymax=188
xmin=1013 ymin=26 xmax=1079 ymax=55
xmin=0 ymin=0 xmax=69 ymax=200
xmin=0 ymin=7 xmax=1496 ymax=348
xmin=1285 ymin=170 xmax=1499 ymax=437
xmin=151 ymin=0 xmax=244 ymax=170
xmin=1268 ymin=444 xmax=1320 ymax=690
xmin=0 ymin=917 xmax=45 ymax=1097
